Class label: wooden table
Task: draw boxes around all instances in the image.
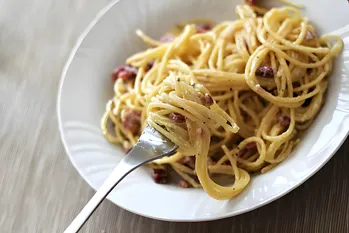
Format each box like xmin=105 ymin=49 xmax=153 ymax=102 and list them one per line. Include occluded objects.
xmin=0 ymin=1 xmax=348 ymax=232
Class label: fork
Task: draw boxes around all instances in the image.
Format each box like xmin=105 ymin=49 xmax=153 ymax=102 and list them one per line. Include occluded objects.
xmin=64 ymin=126 xmax=178 ymax=233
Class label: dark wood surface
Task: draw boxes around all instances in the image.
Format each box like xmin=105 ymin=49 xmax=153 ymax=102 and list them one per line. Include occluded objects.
xmin=0 ymin=1 xmax=348 ymax=232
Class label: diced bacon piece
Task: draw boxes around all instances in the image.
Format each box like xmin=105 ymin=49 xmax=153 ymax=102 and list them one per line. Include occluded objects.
xmin=178 ymin=156 xmax=196 ymax=169
xmin=178 ymin=180 xmax=190 ymax=188
xmin=204 ymin=93 xmax=214 ymax=106
xmin=305 ymin=30 xmax=315 ymax=40
xmin=278 ymin=115 xmax=291 ymax=127
xmin=112 ymin=65 xmax=138 ymax=82
xmin=255 ymin=66 xmax=274 ymax=78
xmin=196 ymin=24 xmax=212 ymax=33
xmin=122 ymin=109 xmax=142 ymax=134
xmin=169 ymin=112 xmax=186 ymax=123
xmin=152 ymin=169 xmax=168 ymax=184
xmin=246 ymin=142 xmax=256 ymax=149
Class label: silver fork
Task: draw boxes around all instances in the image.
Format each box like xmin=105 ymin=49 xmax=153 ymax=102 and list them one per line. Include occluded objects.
xmin=64 ymin=126 xmax=178 ymax=233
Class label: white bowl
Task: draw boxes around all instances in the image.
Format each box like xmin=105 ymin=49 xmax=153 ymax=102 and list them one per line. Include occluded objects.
xmin=57 ymin=0 xmax=349 ymax=221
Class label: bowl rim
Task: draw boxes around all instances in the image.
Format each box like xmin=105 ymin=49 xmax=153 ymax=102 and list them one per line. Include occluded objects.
xmin=57 ymin=0 xmax=349 ymax=222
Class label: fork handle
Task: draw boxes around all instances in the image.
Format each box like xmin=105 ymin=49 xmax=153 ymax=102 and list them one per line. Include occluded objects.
xmin=64 ymin=158 xmax=135 ymax=233
xmin=64 ymin=126 xmax=179 ymax=233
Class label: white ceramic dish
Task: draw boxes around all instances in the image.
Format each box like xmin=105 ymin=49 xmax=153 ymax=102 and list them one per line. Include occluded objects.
xmin=57 ymin=0 xmax=349 ymax=222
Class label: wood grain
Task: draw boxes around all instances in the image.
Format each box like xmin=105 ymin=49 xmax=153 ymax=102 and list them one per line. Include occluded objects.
xmin=0 ymin=1 xmax=348 ymax=232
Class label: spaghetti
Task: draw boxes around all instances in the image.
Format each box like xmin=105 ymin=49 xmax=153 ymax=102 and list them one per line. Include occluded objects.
xmin=101 ymin=4 xmax=343 ymax=200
